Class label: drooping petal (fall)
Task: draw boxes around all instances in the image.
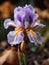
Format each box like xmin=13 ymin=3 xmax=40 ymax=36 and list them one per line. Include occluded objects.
xmin=7 ymin=31 xmax=24 ymax=45
xmin=12 ymin=32 xmax=24 ymax=45
xmin=27 ymin=29 xmax=43 ymax=45
xmin=4 ymin=19 xmax=16 ymax=29
xmin=32 ymin=20 xmax=45 ymax=28
xmin=7 ymin=31 xmax=16 ymax=45
xmin=27 ymin=31 xmax=37 ymax=45
xmin=36 ymin=32 xmax=43 ymax=45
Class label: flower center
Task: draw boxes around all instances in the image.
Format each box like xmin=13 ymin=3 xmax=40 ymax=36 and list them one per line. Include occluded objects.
xmin=15 ymin=27 xmax=24 ymax=35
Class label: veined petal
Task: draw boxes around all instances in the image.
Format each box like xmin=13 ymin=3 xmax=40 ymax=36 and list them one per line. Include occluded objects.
xmin=30 ymin=14 xmax=38 ymax=27
xmin=7 ymin=31 xmax=16 ymax=45
xmin=32 ymin=20 xmax=45 ymax=28
xmin=36 ymin=32 xmax=43 ymax=45
xmin=14 ymin=9 xmax=25 ymax=22
xmin=27 ymin=31 xmax=37 ymax=45
xmin=4 ymin=19 xmax=16 ymax=29
xmin=12 ymin=32 xmax=24 ymax=45
xmin=27 ymin=29 xmax=43 ymax=45
xmin=7 ymin=31 xmax=24 ymax=45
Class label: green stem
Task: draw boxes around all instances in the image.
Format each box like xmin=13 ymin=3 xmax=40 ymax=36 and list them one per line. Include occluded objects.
xmin=18 ymin=48 xmax=22 ymax=65
xmin=23 ymin=53 xmax=27 ymax=65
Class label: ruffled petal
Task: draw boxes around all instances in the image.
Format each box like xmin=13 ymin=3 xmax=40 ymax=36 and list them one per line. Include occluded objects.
xmin=14 ymin=6 xmax=22 ymax=14
xmin=24 ymin=5 xmax=34 ymax=22
xmin=24 ymin=4 xmax=35 ymax=13
xmin=14 ymin=9 xmax=25 ymax=22
xmin=4 ymin=19 xmax=16 ymax=29
xmin=27 ymin=5 xmax=35 ymax=12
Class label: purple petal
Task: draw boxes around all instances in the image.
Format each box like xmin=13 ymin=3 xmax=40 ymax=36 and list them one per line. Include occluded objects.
xmin=4 ymin=19 xmax=16 ymax=29
xmin=27 ymin=32 xmax=37 ymax=45
xmin=24 ymin=4 xmax=35 ymax=13
xmin=27 ymin=30 xmax=43 ymax=45
xmin=13 ymin=32 xmax=24 ymax=45
xmin=14 ymin=6 xmax=22 ymax=14
xmin=36 ymin=32 xmax=43 ymax=45
xmin=7 ymin=31 xmax=24 ymax=45
xmin=14 ymin=4 xmax=38 ymax=29
xmin=24 ymin=5 xmax=38 ymax=25
xmin=33 ymin=20 xmax=45 ymax=28
xmin=33 ymin=14 xmax=38 ymax=21
xmin=7 ymin=31 xmax=16 ymax=45
xmin=27 ymin=5 xmax=34 ymax=11
xmin=24 ymin=5 xmax=33 ymax=18
xmin=30 ymin=14 xmax=38 ymax=27
xmin=24 ymin=21 xmax=29 ymax=29
xmin=14 ymin=8 xmax=25 ymax=22
xmin=15 ymin=20 xmax=22 ymax=27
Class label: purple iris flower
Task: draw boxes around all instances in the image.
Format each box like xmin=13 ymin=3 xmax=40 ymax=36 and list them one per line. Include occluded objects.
xmin=4 ymin=4 xmax=45 ymax=46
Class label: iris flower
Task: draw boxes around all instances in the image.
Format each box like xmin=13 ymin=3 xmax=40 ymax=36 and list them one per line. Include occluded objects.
xmin=4 ymin=5 xmax=45 ymax=46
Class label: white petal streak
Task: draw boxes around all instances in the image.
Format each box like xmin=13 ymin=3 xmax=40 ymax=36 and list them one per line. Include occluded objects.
xmin=12 ymin=32 xmax=24 ymax=45
xmin=33 ymin=20 xmax=45 ymax=28
xmin=24 ymin=21 xmax=29 ymax=29
xmin=15 ymin=20 xmax=22 ymax=28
